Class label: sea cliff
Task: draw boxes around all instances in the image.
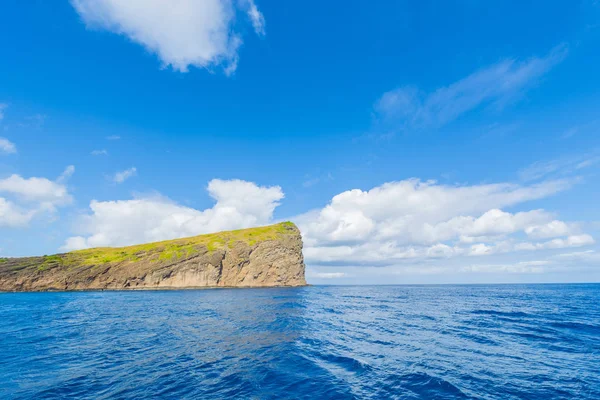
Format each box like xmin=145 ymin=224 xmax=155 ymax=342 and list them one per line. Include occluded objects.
xmin=0 ymin=222 xmax=306 ymax=292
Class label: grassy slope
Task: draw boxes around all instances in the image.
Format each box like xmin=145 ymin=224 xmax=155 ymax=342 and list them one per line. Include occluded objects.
xmin=0 ymin=222 xmax=298 ymax=274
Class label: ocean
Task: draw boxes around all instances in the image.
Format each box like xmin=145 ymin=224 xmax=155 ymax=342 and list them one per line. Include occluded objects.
xmin=1 ymin=284 xmax=599 ymax=399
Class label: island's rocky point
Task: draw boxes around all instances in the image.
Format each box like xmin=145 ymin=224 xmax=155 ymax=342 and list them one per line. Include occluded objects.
xmin=0 ymin=222 xmax=306 ymax=292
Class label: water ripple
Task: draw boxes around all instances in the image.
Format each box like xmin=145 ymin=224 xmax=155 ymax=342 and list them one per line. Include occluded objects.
xmin=1 ymin=284 xmax=599 ymax=399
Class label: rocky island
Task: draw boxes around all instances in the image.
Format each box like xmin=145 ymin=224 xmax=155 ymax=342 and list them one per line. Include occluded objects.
xmin=0 ymin=222 xmax=306 ymax=292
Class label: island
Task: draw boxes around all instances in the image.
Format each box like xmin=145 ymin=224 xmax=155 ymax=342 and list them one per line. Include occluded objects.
xmin=0 ymin=222 xmax=306 ymax=292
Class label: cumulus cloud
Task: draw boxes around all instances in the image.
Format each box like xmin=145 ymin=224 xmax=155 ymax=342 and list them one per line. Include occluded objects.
xmin=298 ymin=179 xmax=571 ymax=246
xmin=62 ymin=179 xmax=283 ymax=250
xmin=524 ymin=220 xmax=573 ymax=239
xmin=373 ymin=45 xmax=567 ymax=132
xmin=0 ymin=166 xmax=74 ymax=207
xmin=56 ymin=174 xmax=594 ymax=280
xmin=71 ymin=0 xmax=266 ymax=74
xmin=0 ymin=137 xmax=16 ymax=154
xmin=0 ymin=166 xmax=74 ymax=227
xmin=0 ymin=198 xmax=36 ymax=228
xmin=296 ymin=178 xmax=592 ymax=266
xmin=113 ymin=167 xmax=137 ymax=184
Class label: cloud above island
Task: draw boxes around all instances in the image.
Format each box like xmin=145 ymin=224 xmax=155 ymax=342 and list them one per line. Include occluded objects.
xmin=295 ymin=178 xmax=594 ymax=267
xmin=71 ymin=0 xmax=265 ymax=74
xmin=62 ymin=179 xmax=284 ymax=250
xmin=60 ymin=174 xmax=595 ymax=281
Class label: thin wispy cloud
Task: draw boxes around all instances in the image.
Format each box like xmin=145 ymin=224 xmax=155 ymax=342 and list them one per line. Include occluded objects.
xmin=519 ymin=151 xmax=600 ymax=182
xmin=16 ymin=114 xmax=46 ymax=129
xmin=372 ymin=45 xmax=568 ymax=134
xmin=0 ymin=103 xmax=8 ymax=120
xmin=561 ymin=127 xmax=578 ymax=139
xmin=460 ymin=261 xmax=549 ymax=274
xmin=91 ymin=149 xmax=108 ymax=156
xmin=243 ymin=0 xmax=266 ymax=36
xmin=106 ymin=135 xmax=120 ymax=141
xmin=57 ymin=165 xmax=75 ymax=183
xmin=113 ymin=167 xmax=137 ymax=184
xmin=560 ymin=120 xmax=598 ymax=140
xmin=303 ymin=172 xmax=334 ymax=188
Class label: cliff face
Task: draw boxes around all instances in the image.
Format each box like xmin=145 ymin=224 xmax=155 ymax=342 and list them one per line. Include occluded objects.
xmin=0 ymin=222 xmax=306 ymax=292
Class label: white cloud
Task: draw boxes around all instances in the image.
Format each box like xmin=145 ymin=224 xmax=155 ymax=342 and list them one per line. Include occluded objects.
xmin=55 ymin=174 xmax=595 ymax=281
xmin=243 ymin=0 xmax=265 ymax=35
xmin=0 ymin=198 xmax=36 ymax=228
xmin=553 ymin=249 xmax=600 ymax=266
xmin=421 ymin=209 xmax=557 ymax=244
xmin=91 ymin=149 xmax=108 ymax=156
xmin=296 ymin=178 xmax=592 ymax=266
xmin=0 ymin=137 xmax=16 ymax=154
xmin=298 ymin=178 xmax=571 ymax=246
xmin=106 ymin=135 xmax=120 ymax=140
xmin=306 ymin=270 xmax=348 ymax=279
xmin=62 ymin=178 xmax=283 ymax=250
xmin=514 ymin=235 xmax=595 ymax=251
xmin=524 ymin=220 xmax=573 ymax=239
xmin=58 ymin=165 xmax=76 ymax=183
xmin=0 ymin=166 xmax=74 ymax=227
xmin=61 ymin=236 xmax=88 ymax=252
xmin=303 ymin=242 xmax=467 ymax=265
xmin=554 ymin=249 xmax=597 ymax=259
xmin=113 ymin=167 xmax=137 ymax=184
xmin=71 ymin=0 xmax=265 ymax=74
xmin=373 ymin=45 xmax=567 ymax=132
xmin=0 ymin=166 xmax=74 ymax=207
xmin=0 ymin=103 xmax=7 ymax=120
xmin=461 ymin=234 xmax=595 ymax=257
xmin=460 ymin=261 xmax=549 ymax=274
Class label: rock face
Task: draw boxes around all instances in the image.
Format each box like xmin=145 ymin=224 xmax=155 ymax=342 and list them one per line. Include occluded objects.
xmin=0 ymin=222 xmax=306 ymax=292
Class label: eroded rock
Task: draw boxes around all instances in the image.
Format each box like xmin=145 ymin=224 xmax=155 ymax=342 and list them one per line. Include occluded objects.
xmin=0 ymin=222 xmax=306 ymax=291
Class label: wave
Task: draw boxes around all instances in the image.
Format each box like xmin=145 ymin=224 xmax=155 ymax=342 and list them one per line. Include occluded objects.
xmin=1 ymin=284 xmax=599 ymax=399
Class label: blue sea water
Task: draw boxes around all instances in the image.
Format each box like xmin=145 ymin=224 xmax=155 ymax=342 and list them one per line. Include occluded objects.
xmin=1 ymin=284 xmax=599 ymax=399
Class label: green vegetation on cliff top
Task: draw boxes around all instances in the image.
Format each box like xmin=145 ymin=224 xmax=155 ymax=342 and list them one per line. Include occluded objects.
xmin=0 ymin=222 xmax=299 ymax=273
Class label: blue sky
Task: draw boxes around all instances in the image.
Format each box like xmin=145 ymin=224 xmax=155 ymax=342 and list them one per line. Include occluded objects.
xmin=1 ymin=0 xmax=599 ymax=284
